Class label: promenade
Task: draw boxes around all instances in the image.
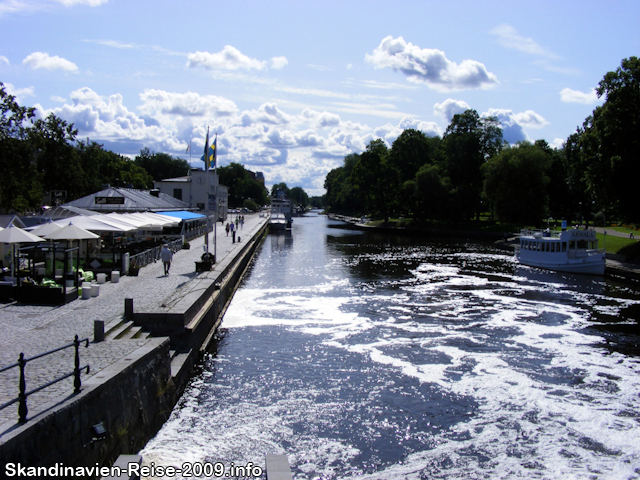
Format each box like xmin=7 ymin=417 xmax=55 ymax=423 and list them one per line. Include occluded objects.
xmin=0 ymin=213 xmax=268 ymax=430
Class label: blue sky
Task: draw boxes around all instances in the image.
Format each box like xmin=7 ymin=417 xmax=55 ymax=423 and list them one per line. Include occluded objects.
xmin=1 ymin=0 xmax=638 ymax=196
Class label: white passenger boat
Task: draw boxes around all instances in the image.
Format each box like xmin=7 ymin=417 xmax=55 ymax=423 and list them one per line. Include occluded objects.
xmin=516 ymin=227 xmax=606 ymax=275
xmin=269 ymin=213 xmax=288 ymax=231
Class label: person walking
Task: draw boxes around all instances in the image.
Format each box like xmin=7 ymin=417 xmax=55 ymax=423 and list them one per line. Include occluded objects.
xmin=160 ymin=244 xmax=173 ymax=275
xmin=225 ymin=222 xmax=230 ymax=236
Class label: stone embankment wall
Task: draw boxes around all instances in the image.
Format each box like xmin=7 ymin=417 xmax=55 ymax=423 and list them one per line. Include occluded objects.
xmin=0 ymin=222 xmax=268 ymax=475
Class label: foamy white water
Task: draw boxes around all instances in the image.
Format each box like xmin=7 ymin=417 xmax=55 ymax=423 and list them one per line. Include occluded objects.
xmin=141 ymin=214 xmax=640 ymax=479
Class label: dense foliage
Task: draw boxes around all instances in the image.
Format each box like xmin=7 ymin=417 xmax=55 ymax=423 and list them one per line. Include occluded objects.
xmin=325 ymin=57 xmax=640 ymax=226
xmin=0 ymin=82 xmax=177 ymax=213
xmin=217 ymin=162 xmax=269 ymax=208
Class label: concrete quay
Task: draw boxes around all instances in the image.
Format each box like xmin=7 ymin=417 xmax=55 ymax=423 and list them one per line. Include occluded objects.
xmin=0 ymin=213 xmax=268 ymax=471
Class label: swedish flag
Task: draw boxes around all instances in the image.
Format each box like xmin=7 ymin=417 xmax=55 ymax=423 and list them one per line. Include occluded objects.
xmin=201 ymin=129 xmax=216 ymax=169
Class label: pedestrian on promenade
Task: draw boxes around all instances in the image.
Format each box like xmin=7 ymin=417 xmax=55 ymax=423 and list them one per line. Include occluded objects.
xmin=225 ymin=223 xmax=230 ymax=236
xmin=240 ymin=216 xmax=244 ymax=230
xmin=160 ymin=244 xmax=173 ymax=275
xmin=230 ymin=221 xmax=235 ymax=243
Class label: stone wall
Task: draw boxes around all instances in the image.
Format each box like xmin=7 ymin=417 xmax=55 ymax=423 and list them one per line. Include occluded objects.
xmin=0 ymin=338 xmax=176 ymax=474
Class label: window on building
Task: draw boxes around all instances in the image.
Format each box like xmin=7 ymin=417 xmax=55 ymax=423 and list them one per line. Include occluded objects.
xmin=173 ymin=188 xmax=182 ymax=200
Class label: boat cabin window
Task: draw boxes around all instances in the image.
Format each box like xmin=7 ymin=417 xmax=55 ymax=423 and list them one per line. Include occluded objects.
xmin=562 ymin=242 xmax=567 ymax=252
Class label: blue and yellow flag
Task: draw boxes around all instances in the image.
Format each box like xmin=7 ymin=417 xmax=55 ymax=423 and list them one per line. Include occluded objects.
xmin=201 ymin=129 xmax=217 ymax=169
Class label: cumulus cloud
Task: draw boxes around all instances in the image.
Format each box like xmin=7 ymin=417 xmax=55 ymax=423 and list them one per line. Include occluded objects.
xmin=398 ymin=117 xmax=441 ymax=137
xmin=559 ymin=87 xmax=599 ymax=104
xmin=270 ymin=56 xmax=288 ymax=69
xmin=301 ymin=108 xmax=341 ymax=129
xmin=0 ymin=55 xmax=9 ymax=65
xmin=3 ymin=83 xmax=35 ymax=102
xmin=240 ymin=103 xmax=291 ymax=126
xmin=23 ymin=52 xmax=78 ymax=72
xmin=483 ymin=108 xmax=548 ymax=144
xmin=365 ymin=36 xmax=499 ymax=91
xmin=138 ymin=89 xmax=238 ymax=118
xmin=40 ymin=87 xmax=184 ymax=152
xmin=187 ymin=46 xmax=267 ymax=71
xmin=434 ymin=98 xmax=470 ymax=122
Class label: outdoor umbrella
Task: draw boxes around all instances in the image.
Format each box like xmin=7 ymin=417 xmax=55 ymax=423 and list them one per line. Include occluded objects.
xmin=0 ymin=224 xmax=45 ymax=276
xmin=44 ymin=222 xmax=100 ymax=280
xmin=28 ymin=219 xmax=64 ymax=237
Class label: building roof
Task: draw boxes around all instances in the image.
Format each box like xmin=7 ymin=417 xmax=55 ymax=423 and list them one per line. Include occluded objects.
xmin=61 ymin=187 xmax=192 ymax=213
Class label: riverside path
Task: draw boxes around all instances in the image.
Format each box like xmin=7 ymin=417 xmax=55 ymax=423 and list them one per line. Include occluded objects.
xmin=0 ymin=213 xmax=268 ymax=430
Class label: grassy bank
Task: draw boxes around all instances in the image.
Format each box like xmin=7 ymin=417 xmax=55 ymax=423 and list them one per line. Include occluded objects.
xmin=596 ymin=232 xmax=640 ymax=258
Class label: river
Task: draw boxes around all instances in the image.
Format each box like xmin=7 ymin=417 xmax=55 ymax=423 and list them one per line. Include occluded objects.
xmin=140 ymin=212 xmax=640 ymax=479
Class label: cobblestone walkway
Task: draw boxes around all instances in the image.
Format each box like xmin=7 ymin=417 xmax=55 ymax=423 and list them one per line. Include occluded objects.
xmin=0 ymin=213 xmax=268 ymax=428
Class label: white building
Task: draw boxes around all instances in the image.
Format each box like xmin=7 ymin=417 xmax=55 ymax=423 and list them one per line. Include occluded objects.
xmin=154 ymin=170 xmax=228 ymax=221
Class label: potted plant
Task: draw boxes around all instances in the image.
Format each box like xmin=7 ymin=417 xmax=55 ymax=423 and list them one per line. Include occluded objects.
xmin=129 ymin=260 xmax=140 ymax=276
xmin=182 ymin=242 xmax=191 ymax=250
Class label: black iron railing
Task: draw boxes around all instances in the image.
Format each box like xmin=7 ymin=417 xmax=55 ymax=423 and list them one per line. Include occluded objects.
xmin=0 ymin=335 xmax=90 ymax=423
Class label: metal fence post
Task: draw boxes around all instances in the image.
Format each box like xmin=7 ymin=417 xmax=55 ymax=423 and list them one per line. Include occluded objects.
xmin=18 ymin=353 xmax=27 ymax=423
xmin=74 ymin=335 xmax=81 ymax=394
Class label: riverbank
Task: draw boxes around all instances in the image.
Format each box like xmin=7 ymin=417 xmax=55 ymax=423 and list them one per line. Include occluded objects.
xmin=0 ymin=214 xmax=269 ymax=474
xmin=327 ymin=213 xmax=640 ymax=283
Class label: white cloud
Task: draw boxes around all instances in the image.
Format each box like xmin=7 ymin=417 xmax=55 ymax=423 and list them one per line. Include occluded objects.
xmin=240 ymin=103 xmax=292 ymax=126
xmin=398 ymin=117 xmax=442 ymax=137
xmin=270 ymin=56 xmax=288 ymax=69
xmin=434 ymin=98 xmax=470 ymax=122
xmin=0 ymin=55 xmax=9 ymax=65
xmin=23 ymin=52 xmax=78 ymax=72
xmin=365 ymin=35 xmax=499 ymax=91
xmin=54 ymin=0 xmax=108 ymax=5
xmin=301 ymin=108 xmax=340 ymax=129
xmin=186 ymin=46 xmax=267 ymax=71
xmin=40 ymin=87 xmax=185 ymax=152
xmin=551 ymin=138 xmax=564 ymax=149
xmin=91 ymin=39 xmax=135 ymax=49
xmin=138 ymin=89 xmax=238 ymax=118
xmin=3 ymin=83 xmax=35 ymax=103
xmin=490 ymin=24 xmax=559 ymax=59
xmin=559 ymin=87 xmax=599 ymax=105
xmin=482 ymin=108 xmax=548 ymax=144
xmin=511 ymin=110 xmax=549 ymax=129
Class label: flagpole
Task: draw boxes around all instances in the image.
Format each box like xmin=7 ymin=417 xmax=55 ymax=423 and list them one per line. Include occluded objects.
xmin=214 ymin=132 xmax=218 ymax=263
xmin=204 ymin=126 xmax=210 ymax=254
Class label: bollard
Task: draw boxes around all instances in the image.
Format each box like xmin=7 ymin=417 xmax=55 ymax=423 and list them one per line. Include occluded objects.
xmin=125 ymin=298 xmax=134 ymax=320
xmin=94 ymin=320 xmax=105 ymax=342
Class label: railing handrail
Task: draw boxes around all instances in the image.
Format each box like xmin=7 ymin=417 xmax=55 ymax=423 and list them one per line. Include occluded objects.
xmin=129 ymin=238 xmax=182 ymax=268
xmin=0 ymin=335 xmax=90 ymax=423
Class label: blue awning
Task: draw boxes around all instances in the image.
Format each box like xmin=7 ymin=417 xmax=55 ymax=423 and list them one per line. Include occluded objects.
xmin=156 ymin=211 xmax=205 ymax=220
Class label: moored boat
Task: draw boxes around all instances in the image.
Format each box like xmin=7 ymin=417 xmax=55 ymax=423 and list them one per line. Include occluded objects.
xmin=269 ymin=213 xmax=288 ymax=231
xmin=516 ymin=227 xmax=606 ymax=275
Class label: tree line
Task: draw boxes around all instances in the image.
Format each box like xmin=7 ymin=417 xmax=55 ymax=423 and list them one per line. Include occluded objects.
xmin=325 ymin=57 xmax=639 ymax=227
xmin=0 ymin=82 xmax=269 ymax=214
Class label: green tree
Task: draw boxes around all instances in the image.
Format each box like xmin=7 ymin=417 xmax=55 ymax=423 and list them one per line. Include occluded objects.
xmin=482 ymin=142 xmax=549 ymax=225
xmin=77 ymin=140 xmax=153 ymax=193
xmin=290 ymin=186 xmax=309 ymax=207
xmin=582 ymin=57 xmax=640 ymax=221
xmin=441 ymin=110 xmax=504 ymax=220
xmin=0 ymin=83 xmax=42 ymax=213
xmin=414 ymin=164 xmax=451 ymax=221
xmin=218 ymin=162 xmax=268 ymax=208
xmin=388 ymin=130 xmax=442 ymax=217
xmin=351 ymin=139 xmax=391 ymax=221
xmin=134 ymin=147 xmax=190 ymax=182
xmin=270 ymin=182 xmax=291 ymax=199
xmin=30 ymin=113 xmax=88 ymax=202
